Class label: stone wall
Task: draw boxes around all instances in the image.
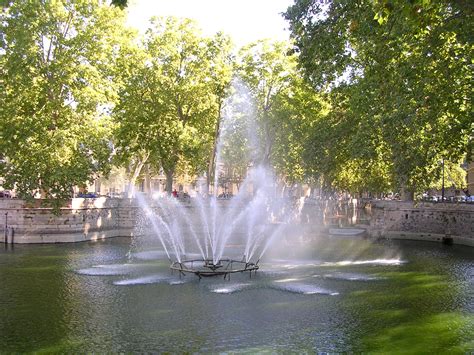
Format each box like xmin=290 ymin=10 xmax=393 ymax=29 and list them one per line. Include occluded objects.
xmin=0 ymin=198 xmax=138 ymax=243
xmin=2 ymin=197 xmax=473 ymax=247
xmin=0 ymin=198 xmax=247 ymax=244
xmin=369 ymin=201 xmax=474 ymax=247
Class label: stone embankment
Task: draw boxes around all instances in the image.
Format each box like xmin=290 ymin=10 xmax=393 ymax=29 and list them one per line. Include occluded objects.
xmin=0 ymin=198 xmax=137 ymax=243
xmin=368 ymin=201 xmax=474 ymax=247
xmin=1 ymin=198 xmax=473 ymax=247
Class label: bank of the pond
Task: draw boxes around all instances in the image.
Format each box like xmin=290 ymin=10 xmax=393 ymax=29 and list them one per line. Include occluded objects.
xmin=0 ymin=198 xmax=136 ymax=243
xmin=1 ymin=198 xmax=473 ymax=247
xmin=368 ymin=201 xmax=474 ymax=247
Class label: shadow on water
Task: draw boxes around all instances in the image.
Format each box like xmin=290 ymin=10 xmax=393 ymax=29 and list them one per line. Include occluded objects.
xmin=0 ymin=237 xmax=472 ymax=353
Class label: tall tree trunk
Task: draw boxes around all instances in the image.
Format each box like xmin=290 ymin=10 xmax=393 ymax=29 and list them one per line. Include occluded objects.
xmin=401 ymin=187 xmax=414 ymax=201
xmin=128 ymin=153 xmax=149 ymax=198
xmin=399 ymin=173 xmax=414 ymax=201
xmin=144 ymin=163 xmax=152 ymax=194
xmin=165 ymin=168 xmax=174 ymax=196
xmin=207 ymin=103 xmax=222 ymax=195
xmin=261 ymin=110 xmax=273 ymax=166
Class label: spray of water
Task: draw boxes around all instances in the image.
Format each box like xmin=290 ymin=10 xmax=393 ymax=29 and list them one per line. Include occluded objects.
xmin=134 ymin=81 xmax=296 ymax=265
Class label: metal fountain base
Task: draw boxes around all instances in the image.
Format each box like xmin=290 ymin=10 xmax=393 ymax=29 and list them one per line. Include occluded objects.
xmin=170 ymin=258 xmax=259 ymax=280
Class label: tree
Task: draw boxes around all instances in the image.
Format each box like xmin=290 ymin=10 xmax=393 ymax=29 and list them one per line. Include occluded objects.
xmin=215 ymin=80 xmax=255 ymax=191
xmin=237 ymin=40 xmax=339 ymax=195
xmin=204 ymin=32 xmax=234 ymax=193
xmin=0 ymin=0 xmax=128 ymax=204
xmin=113 ymin=17 xmax=232 ymax=194
xmin=110 ymin=0 xmax=127 ymax=9
xmin=238 ymin=40 xmax=298 ymax=166
xmin=270 ymin=76 xmax=328 ymax=189
xmin=112 ymin=39 xmax=162 ymax=196
xmin=285 ymin=0 xmax=473 ymax=198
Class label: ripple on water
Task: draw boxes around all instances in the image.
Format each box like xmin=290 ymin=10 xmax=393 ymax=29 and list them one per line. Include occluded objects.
xmin=114 ymin=274 xmax=184 ymax=286
xmin=271 ymin=280 xmax=339 ymax=295
xmin=281 ymin=263 xmax=320 ymax=270
xmin=210 ymin=283 xmax=252 ymax=294
xmin=131 ymin=250 xmax=168 ymax=260
xmin=76 ymin=264 xmax=141 ymax=276
xmin=321 ymin=259 xmax=406 ymax=267
xmin=259 ymin=269 xmax=289 ymax=277
xmin=274 ymin=277 xmax=302 ymax=283
xmin=320 ymin=272 xmax=381 ymax=281
xmin=258 ymin=272 xmax=290 ymax=277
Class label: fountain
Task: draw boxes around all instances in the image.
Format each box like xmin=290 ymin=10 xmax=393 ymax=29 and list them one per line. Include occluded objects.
xmin=64 ymin=83 xmax=471 ymax=351
xmin=135 ymin=165 xmax=292 ymax=279
xmin=134 ymin=83 xmax=294 ymax=279
xmin=169 ymin=259 xmax=259 ymax=279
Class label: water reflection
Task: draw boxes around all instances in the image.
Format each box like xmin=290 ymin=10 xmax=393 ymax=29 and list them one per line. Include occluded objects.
xmin=0 ymin=237 xmax=472 ymax=353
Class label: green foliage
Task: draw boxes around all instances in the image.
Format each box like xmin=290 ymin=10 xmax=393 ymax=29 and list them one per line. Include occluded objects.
xmin=217 ymin=81 xmax=256 ymax=186
xmin=237 ymin=40 xmax=298 ymax=166
xmin=110 ymin=0 xmax=127 ymax=9
xmin=429 ymin=159 xmax=467 ymax=190
xmin=271 ymin=77 xmax=328 ymax=185
xmin=285 ymin=0 xmax=473 ymax=196
xmin=0 ymin=0 xmax=128 ymax=203
xmin=113 ymin=17 xmax=234 ymax=190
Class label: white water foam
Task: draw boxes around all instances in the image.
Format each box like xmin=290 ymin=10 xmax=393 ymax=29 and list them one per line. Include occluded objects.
xmin=168 ymin=280 xmax=186 ymax=285
xmin=76 ymin=264 xmax=141 ymax=276
xmin=281 ymin=263 xmax=320 ymax=270
xmin=271 ymin=282 xmax=339 ymax=295
xmin=274 ymin=278 xmax=301 ymax=283
xmin=321 ymin=259 xmax=405 ymax=267
xmin=210 ymin=283 xmax=252 ymax=294
xmin=320 ymin=272 xmax=381 ymax=281
xmin=114 ymin=274 xmax=183 ymax=286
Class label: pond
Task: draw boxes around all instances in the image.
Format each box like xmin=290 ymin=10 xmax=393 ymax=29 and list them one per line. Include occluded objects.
xmin=0 ymin=235 xmax=472 ymax=353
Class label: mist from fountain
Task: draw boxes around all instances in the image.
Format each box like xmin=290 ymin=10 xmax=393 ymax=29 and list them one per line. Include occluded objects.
xmin=135 ymin=167 xmax=293 ymax=266
xmin=134 ymin=81 xmax=295 ymax=267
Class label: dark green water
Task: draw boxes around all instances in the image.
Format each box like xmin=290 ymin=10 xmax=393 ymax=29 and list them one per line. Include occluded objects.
xmin=0 ymin=236 xmax=472 ymax=353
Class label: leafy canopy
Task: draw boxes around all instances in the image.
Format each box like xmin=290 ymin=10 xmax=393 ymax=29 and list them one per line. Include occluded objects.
xmin=113 ymin=17 xmax=234 ymax=190
xmin=284 ymin=0 xmax=473 ymax=195
xmin=0 ymin=0 xmax=129 ymax=203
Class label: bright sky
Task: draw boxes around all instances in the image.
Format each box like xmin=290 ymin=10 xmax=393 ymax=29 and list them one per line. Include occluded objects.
xmin=126 ymin=0 xmax=294 ymax=47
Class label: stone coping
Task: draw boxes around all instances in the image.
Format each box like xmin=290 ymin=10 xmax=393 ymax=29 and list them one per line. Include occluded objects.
xmin=371 ymin=200 xmax=474 ymax=211
xmin=1 ymin=198 xmax=473 ymax=246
